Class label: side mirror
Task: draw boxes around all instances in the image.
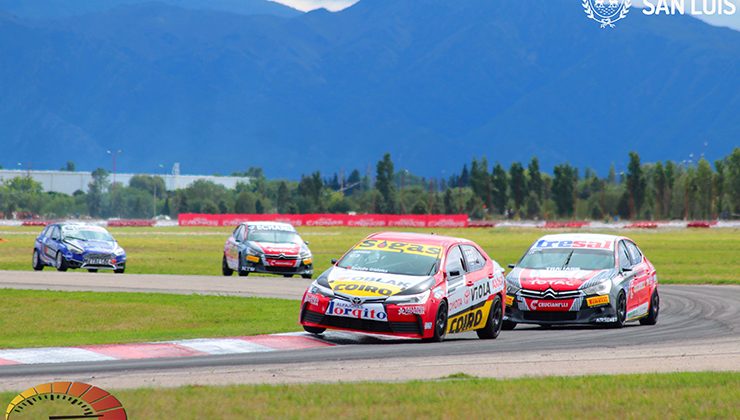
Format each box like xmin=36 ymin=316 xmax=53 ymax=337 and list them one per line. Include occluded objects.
xmin=507 ymin=264 xmax=516 ymax=269
xmin=304 ymin=241 xmax=310 ymax=245
xmin=621 ymin=266 xmax=632 ymax=273
xmin=331 ymin=258 xmax=338 ymax=265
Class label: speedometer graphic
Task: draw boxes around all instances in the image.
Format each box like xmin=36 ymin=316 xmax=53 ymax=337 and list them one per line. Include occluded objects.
xmin=5 ymin=382 xmax=127 ymax=420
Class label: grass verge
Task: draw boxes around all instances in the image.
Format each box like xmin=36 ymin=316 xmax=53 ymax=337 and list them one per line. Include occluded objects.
xmin=0 ymin=289 xmax=298 ymax=349
xmin=0 ymin=226 xmax=738 ymax=284
xmin=2 ymin=372 xmax=737 ymax=418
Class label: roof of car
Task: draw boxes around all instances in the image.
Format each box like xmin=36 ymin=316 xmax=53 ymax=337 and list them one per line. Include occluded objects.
xmin=367 ymin=231 xmax=469 ymax=247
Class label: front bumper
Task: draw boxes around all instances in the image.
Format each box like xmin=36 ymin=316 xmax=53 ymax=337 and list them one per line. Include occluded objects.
xmin=65 ymin=252 xmax=126 ymax=270
xmin=241 ymin=259 xmax=313 ymax=276
xmin=504 ymin=294 xmax=617 ymax=325
xmin=299 ymin=293 xmax=432 ymax=338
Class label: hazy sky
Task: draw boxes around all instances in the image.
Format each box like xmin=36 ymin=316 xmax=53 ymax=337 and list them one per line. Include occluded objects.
xmin=270 ymin=0 xmax=740 ymax=31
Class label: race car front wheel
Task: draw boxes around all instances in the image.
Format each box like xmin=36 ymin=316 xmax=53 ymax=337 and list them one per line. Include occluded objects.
xmin=425 ymin=300 xmax=448 ymax=343
xmin=502 ymin=320 xmax=517 ymax=330
xmin=476 ymin=296 xmax=503 ymax=339
xmin=640 ymin=290 xmax=659 ymax=326
xmin=32 ymin=250 xmax=44 ymax=271
xmin=55 ymin=252 xmax=68 ymax=272
xmin=114 ymin=264 xmax=125 ymax=274
xmin=303 ymin=325 xmax=325 ymax=335
xmin=610 ymin=290 xmax=627 ymax=328
xmin=222 ymin=255 xmax=234 ymax=276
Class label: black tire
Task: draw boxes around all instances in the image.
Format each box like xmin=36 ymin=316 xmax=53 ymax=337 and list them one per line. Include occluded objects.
xmin=32 ymin=249 xmax=44 ymax=271
xmin=301 ymin=274 xmax=313 ymax=279
xmin=283 ymin=274 xmax=294 ymax=278
xmin=237 ymin=253 xmax=249 ymax=277
xmin=303 ymin=325 xmax=326 ymax=335
xmin=610 ymin=290 xmax=627 ymax=328
xmin=640 ymin=290 xmax=660 ymax=326
xmin=55 ymin=252 xmax=68 ymax=272
xmin=502 ymin=320 xmax=517 ymax=330
xmin=87 ymin=269 xmax=98 ymax=273
xmin=222 ymin=255 xmax=234 ymax=276
xmin=114 ymin=264 xmax=125 ymax=274
xmin=476 ymin=296 xmax=504 ymax=339
xmin=424 ymin=300 xmax=448 ymax=343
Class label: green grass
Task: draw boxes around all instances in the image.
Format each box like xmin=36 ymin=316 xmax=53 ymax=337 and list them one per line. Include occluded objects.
xmin=0 ymin=226 xmax=738 ymax=284
xmin=2 ymin=372 xmax=737 ymax=419
xmin=0 ymin=289 xmax=299 ymax=349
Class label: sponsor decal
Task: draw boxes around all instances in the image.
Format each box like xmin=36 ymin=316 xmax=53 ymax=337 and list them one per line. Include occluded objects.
xmin=246 ymin=255 xmax=260 ymax=263
xmin=5 ymin=381 xmax=127 ymax=419
xmin=526 ymin=279 xmax=580 ymax=287
xmin=248 ymin=224 xmax=295 ymax=232
xmin=627 ymin=302 xmax=649 ymax=320
xmin=397 ymin=305 xmax=425 ymax=316
xmin=586 ymin=295 xmax=610 ymax=307
xmin=470 ymin=282 xmax=491 ymax=301
xmin=534 ymin=239 xmax=613 ymax=250
xmin=424 ymin=322 xmax=433 ymax=330
xmin=527 ymin=298 xmax=573 ymax=311
xmin=328 ymin=275 xmax=414 ymax=297
xmin=432 ymin=287 xmax=444 ymax=300
xmin=354 ymin=239 xmax=442 ymax=257
xmin=505 ymin=295 xmax=514 ymax=306
xmin=447 ymin=301 xmax=491 ymax=334
xmin=267 ymin=259 xmax=295 ymax=267
xmin=305 ymin=294 xmax=320 ymax=306
xmin=594 ymin=316 xmax=618 ymax=323
xmin=326 ymin=300 xmax=387 ymax=321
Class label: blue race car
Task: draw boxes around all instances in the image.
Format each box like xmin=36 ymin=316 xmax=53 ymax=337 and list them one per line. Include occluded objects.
xmin=32 ymin=223 xmax=127 ymax=273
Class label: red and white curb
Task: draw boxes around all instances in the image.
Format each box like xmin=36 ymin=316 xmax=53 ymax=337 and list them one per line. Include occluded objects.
xmin=0 ymin=333 xmax=333 ymax=366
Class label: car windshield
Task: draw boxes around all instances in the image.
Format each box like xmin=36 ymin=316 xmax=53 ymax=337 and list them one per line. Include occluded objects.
xmin=249 ymin=230 xmax=300 ymax=244
xmin=337 ymin=249 xmax=439 ymax=276
xmin=519 ymin=248 xmax=614 ymax=270
xmin=62 ymin=227 xmax=114 ymax=242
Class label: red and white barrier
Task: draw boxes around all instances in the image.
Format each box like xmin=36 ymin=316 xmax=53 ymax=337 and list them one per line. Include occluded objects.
xmin=179 ymin=213 xmax=469 ymax=228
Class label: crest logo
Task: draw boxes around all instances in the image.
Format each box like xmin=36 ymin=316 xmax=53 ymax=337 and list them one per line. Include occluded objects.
xmin=583 ymin=0 xmax=631 ymax=28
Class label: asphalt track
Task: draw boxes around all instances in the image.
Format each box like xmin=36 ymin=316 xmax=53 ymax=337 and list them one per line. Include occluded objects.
xmin=0 ymin=271 xmax=738 ymax=389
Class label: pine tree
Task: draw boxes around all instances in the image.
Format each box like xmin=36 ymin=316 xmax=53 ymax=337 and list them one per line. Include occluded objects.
xmin=375 ymin=153 xmax=396 ymax=214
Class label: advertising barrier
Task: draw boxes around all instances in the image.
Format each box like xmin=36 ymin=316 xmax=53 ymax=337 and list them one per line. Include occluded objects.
xmin=178 ymin=213 xmax=469 ymax=228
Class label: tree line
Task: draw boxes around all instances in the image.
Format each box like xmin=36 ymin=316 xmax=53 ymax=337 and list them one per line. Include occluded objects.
xmin=1 ymin=148 xmax=738 ymax=221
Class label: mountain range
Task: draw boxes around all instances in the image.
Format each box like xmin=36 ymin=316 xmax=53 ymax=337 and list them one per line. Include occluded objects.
xmin=0 ymin=0 xmax=738 ymax=178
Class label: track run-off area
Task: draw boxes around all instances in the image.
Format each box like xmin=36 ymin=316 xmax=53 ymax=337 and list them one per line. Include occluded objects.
xmin=0 ymin=270 xmax=738 ymax=390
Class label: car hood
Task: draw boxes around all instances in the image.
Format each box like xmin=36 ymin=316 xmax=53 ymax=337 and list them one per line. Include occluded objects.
xmin=65 ymin=239 xmax=117 ymax=253
xmin=508 ymin=267 xmax=614 ymax=292
xmin=248 ymin=241 xmax=301 ymax=255
xmin=324 ymin=266 xmax=431 ymax=298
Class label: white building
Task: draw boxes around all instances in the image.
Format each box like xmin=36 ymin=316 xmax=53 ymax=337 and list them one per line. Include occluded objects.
xmin=0 ymin=169 xmax=250 ymax=195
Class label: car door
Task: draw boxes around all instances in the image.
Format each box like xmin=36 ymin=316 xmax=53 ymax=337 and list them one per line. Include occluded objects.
xmin=625 ymin=240 xmax=650 ymax=315
xmin=36 ymin=226 xmax=51 ymax=263
xmin=618 ymin=240 xmax=640 ymax=316
xmin=45 ymin=225 xmax=62 ymax=260
xmin=226 ymin=225 xmax=243 ymax=269
xmin=460 ymin=244 xmax=492 ymax=305
xmin=444 ymin=245 xmax=469 ymax=317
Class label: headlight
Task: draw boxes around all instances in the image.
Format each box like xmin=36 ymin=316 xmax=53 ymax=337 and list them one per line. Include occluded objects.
xmin=505 ymin=277 xmax=520 ymax=294
xmin=309 ymin=282 xmax=334 ymax=297
xmin=300 ymin=251 xmax=312 ymax=259
xmin=65 ymin=242 xmax=84 ymax=254
xmin=583 ymin=279 xmax=612 ymax=296
xmin=386 ymin=290 xmax=430 ymax=305
xmin=114 ymin=245 xmax=125 ymax=255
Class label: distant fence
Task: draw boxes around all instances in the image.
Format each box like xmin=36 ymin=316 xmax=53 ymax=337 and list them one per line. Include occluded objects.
xmin=178 ymin=213 xmax=469 ymax=228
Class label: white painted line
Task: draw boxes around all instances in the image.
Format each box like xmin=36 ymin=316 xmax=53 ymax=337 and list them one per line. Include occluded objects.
xmin=172 ymin=338 xmax=273 ymax=355
xmin=0 ymin=347 xmax=116 ymax=364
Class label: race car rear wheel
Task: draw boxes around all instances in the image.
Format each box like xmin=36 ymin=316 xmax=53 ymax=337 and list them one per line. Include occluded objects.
xmin=303 ymin=325 xmax=325 ymax=335
xmin=640 ymin=290 xmax=659 ymax=326
xmin=425 ymin=300 xmax=448 ymax=343
xmin=114 ymin=264 xmax=125 ymax=274
xmin=610 ymin=290 xmax=627 ymax=328
xmin=32 ymin=250 xmax=44 ymax=271
xmin=222 ymin=255 xmax=233 ymax=276
xmin=476 ymin=296 xmax=503 ymax=339
xmin=55 ymin=252 xmax=68 ymax=272
xmin=283 ymin=274 xmax=294 ymax=278
xmin=301 ymin=274 xmax=313 ymax=279
xmin=87 ymin=269 xmax=98 ymax=273
xmin=502 ymin=320 xmax=517 ymax=330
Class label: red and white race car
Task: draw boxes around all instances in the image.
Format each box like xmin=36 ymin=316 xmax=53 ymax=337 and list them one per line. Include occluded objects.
xmin=299 ymin=232 xmax=506 ymax=342
xmin=504 ymin=233 xmax=659 ymax=328
xmin=222 ymin=222 xmax=313 ymax=278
